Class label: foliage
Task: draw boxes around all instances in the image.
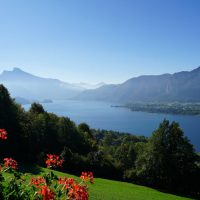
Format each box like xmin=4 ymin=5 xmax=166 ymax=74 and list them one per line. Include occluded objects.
xmin=92 ymin=123 xmax=200 ymax=198
xmin=0 ymin=84 xmax=200 ymax=198
xmin=0 ymin=128 xmax=94 ymax=199
xmin=3 ymin=167 xmax=193 ymax=200
xmin=134 ymin=120 xmax=200 ymax=197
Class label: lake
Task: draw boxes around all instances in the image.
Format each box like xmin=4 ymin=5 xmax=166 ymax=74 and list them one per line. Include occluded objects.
xmin=23 ymin=100 xmax=200 ymax=151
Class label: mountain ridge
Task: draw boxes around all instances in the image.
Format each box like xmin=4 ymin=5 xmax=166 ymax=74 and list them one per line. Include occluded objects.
xmin=1 ymin=67 xmax=200 ymax=103
xmin=0 ymin=68 xmax=107 ymax=100
xmin=0 ymin=68 xmax=84 ymax=100
xmin=75 ymin=66 xmax=200 ymax=103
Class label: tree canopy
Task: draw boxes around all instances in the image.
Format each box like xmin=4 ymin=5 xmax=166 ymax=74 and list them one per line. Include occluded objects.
xmin=0 ymin=84 xmax=199 ymax=198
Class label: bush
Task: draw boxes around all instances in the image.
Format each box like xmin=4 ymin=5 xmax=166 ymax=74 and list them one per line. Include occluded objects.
xmin=0 ymin=129 xmax=94 ymax=200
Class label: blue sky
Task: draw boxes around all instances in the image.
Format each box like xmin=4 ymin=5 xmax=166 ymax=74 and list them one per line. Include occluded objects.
xmin=0 ymin=0 xmax=200 ymax=84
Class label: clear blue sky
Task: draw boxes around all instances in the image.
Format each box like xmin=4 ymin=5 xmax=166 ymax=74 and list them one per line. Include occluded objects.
xmin=0 ymin=0 xmax=200 ymax=84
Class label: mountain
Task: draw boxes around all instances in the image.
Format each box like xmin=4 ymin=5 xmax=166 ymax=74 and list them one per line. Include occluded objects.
xmin=75 ymin=67 xmax=200 ymax=103
xmin=0 ymin=68 xmax=85 ymax=100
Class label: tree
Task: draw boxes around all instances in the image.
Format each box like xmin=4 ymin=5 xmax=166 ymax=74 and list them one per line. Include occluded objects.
xmin=78 ymin=123 xmax=93 ymax=139
xmin=29 ymin=103 xmax=45 ymax=114
xmin=0 ymin=85 xmax=32 ymax=162
xmin=135 ymin=120 xmax=200 ymax=197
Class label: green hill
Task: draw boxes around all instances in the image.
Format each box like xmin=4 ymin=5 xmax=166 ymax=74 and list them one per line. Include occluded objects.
xmin=12 ymin=167 xmax=192 ymax=200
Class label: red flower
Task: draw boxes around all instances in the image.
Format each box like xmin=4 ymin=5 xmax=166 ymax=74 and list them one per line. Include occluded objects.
xmin=0 ymin=129 xmax=8 ymax=140
xmin=38 ymin=185 xmax=55 ymax=200
xmin=30 ymin=176 xmax=46 ymax=187
xmin=58 ymin=177 xmax=67 ymax=185
xmin=66 ymin=178 xmax=75 ymax=186
xmin=68 ymin=183 xmax=89 ymax=200
xmin=80 ymin=172 xmax=94 ymax=184
xmin=58 ymin=177 xmax=76 ymax=189
xmin=45 ymin=154 xmax=64 ymax=169
xmin=3 ymin=158 xmax=18 ymax=170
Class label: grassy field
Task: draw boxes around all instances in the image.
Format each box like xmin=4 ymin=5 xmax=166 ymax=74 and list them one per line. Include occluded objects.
xmin=18 ymin=167 xmax=192 ymax=200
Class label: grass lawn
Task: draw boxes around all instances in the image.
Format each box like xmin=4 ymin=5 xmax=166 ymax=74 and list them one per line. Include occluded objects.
xmin=4 ymin=167 xmax=193 ymax=200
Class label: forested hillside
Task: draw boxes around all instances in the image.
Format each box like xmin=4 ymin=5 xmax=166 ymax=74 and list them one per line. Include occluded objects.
xmin=0 ymin=84 xmax=199 ymax=198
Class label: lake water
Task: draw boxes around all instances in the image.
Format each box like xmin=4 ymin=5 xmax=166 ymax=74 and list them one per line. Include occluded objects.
xmin=23 ymin=100 xmax=200 ymax=151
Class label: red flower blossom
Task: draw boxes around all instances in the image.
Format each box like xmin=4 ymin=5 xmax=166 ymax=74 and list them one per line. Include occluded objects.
xmin=58 ymin=177 xmax=76 ymax=189
xmin=68 ymin=183 xmax=89 ymax=200
xmin=0 ymin=129 xmax=8 ymax=140
xmin=58 ymin=177 xmax=68 ymax=185
xmin=3 ymin=158 xmax=18 ymax=170
xmin=30 ymin=176 xmax=46 ymax=187
xmin=38 ymin=185 xmax=55 ymax=200
xmin=45 ymin=154 xmax=64 ymax=169
xmin=80 ymin=172 xmax=94 ymax=184
xmin=66 ymin=178 xmax=75 ymax=186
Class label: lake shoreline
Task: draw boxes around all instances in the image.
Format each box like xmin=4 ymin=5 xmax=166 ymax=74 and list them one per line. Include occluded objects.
xmin=23 ymin=100 xmax=200 ymax=151
xmin=111 ymin=102 xmax=200 ymax=116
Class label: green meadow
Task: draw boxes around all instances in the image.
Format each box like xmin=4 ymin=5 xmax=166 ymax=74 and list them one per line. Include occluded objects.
xmin=5 ymin=167 xmax=191 ymax=200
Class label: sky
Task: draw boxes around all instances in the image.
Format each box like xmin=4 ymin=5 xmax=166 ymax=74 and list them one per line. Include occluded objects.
xmin=0 ymin=0 xmax=200 ymax=84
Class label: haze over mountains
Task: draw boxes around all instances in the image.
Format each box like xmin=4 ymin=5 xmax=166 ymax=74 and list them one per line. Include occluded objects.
xmin=76 ymin=67 xmax=200 ymax=103
xmin=0 ymin=68 xmax=104 ymax=101
xmin=74 ymin=82 xmax=106 ymax=90
xmin=1 ymin=67 xmax=200 ymax=104
xmin=0 ymin=68 xmax=83 ymax=100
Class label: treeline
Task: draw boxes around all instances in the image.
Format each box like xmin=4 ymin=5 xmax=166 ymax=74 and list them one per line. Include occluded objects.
xmin=0 ymin=84 xmax=200 ymax=198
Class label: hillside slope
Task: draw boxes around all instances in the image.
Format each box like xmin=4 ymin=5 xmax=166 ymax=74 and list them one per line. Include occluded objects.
xmin=76 ymin=67 xmax=200 ymax=103
xmin=17 ymin=167 xmax=193 ymax=200
xmin=0 ymin=68 xmax=84 ymax=100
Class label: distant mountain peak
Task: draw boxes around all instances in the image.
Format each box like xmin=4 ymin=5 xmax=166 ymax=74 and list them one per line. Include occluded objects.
xmin=13 ymin=67 xmax=23 ymax=72
xmin=12 ymin=68 xmax=31 ymax=76
xmin=76 ymin=66 xmax=200 ymax=103
xmin=0 ymin=67 xmax=85 ymax=99
xmin=191 ymin=66 xmax=200 ymax=72
xmin=2 ymin=67 xmax=26 ymax=75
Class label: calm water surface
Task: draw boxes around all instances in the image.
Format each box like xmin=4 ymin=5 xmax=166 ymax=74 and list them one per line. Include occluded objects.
xmin=23 ymin=100 xmax=200 ymax=151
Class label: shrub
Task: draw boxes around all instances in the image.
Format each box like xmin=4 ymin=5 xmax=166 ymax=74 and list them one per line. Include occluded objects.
xmin=0 ymin=128 xmax=94 ymax=200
